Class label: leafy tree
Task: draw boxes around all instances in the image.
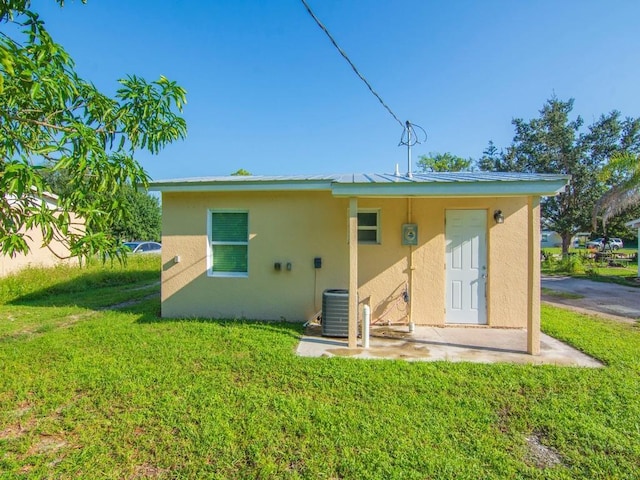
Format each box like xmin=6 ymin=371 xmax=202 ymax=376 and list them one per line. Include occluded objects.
xmin=477 ymin=141 xmax=502 ymax=171
xmin=110 ymin=187 xmax=161 ymax=242
xmin=593 ymin=151 xmax=640 ymax=229
xmin=41 ymin=163 xmax=161 ymax=242
xmin=595 ymin=203 xmax=640 ymax=241
xmin=479 ymin=98 xmax=640 ymax=254
xmin=0 ymin=1 xmax=186 ymax=261
xmin=231 ymin=168 xmax=252 ymax=176
xmin=417 ymin=152 xmax=472 ymax=172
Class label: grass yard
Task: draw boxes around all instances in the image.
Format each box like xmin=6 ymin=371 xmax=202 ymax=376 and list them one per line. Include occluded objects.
xmin=1 ymin=258 xmax=639 ymax=479
xmin=541 ymin=247 xmax=639 ymax=287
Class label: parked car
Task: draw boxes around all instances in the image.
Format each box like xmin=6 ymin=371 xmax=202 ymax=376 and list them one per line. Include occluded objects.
xmin=610 ymin=238 xmax=624 ymax=249
xmin=123 ymin=241 xmax=162 ymax=254
xmin=585 ymin=238 xmax=602 ymax=249
xmin=585 ymin=237 xmax=623 ymax=251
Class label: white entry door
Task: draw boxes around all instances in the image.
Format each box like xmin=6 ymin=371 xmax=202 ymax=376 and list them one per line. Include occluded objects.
xmin=445 ymin=210 xmax=487 ymax=324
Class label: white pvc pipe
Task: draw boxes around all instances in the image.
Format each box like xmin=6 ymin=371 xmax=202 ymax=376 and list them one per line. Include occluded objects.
xmin=362 ymin=304 xmax=370 ymax=349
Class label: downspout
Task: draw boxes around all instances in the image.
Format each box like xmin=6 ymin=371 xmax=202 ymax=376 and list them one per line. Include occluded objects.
xmin=407 ymin=197 xmax=415 ymax=332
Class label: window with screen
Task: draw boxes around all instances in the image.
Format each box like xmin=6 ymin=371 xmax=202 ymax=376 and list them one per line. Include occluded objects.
xmin=209 ymin=211 xmax=248 ymax=276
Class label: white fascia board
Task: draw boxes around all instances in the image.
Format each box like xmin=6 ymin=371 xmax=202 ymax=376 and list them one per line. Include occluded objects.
xmin=330 ymin=179 xmax=569 ymax=197
xmin=148 ymin=180 xmax=333 ymax=193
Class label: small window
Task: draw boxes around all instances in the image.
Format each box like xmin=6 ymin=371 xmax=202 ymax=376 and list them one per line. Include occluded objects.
xmin=209 ymin=211 xmax=248 ymax=277
xmin=358 ymin=210 xmax=380 ymax=244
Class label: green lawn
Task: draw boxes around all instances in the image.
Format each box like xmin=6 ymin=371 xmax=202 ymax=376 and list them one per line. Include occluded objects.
xmin=1 ymin=258 xmax=639 ymax=479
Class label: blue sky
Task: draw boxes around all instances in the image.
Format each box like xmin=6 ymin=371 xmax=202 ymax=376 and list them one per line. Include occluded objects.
xmin=30 ymin=0 xmax=640 ymax=180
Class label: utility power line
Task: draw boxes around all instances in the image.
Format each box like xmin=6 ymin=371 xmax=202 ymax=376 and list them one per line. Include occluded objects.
xmin=300 ymin=0 xmax=404 ymax=128
xmin=300 ymin=0 xmax=427 ymax=176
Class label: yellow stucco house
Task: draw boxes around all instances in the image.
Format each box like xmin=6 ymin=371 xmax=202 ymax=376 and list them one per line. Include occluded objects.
xmin=0 ymin=192 xmax=82 ymax=277
xmin=150 ymin=172 xmax=569 ymax=354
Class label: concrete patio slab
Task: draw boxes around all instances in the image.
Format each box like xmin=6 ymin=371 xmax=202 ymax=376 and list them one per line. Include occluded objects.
xmin=297 ymin=325 xmax=602 ymax=367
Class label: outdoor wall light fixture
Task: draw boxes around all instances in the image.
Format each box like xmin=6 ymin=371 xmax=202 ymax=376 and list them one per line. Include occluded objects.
xmin=493 ymin=210 xmax=504 ymax=224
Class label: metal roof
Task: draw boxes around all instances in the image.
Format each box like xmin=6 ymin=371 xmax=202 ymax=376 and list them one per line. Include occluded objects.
xmin=152 ymin=174 xmax=336 ymax=183
xmin=330 ymin=172 xmax=569 ymax=184
xmin=149 ymin=172 xmax=570 ymax=197
xmin=626 ymin=218 xmax=640 ymax=228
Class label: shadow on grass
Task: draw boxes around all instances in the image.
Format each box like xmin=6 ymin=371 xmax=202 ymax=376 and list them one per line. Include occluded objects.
xmin=4 ymin=262 xmax=305 ymax=341
xmin=5 ymin=269 xmax=160 ymax=313
xmin=134 ymin=312 xmax=304 ymax=339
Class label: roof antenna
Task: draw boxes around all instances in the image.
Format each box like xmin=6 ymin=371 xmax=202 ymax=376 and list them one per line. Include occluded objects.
xmin=406 ymin=120 xmax=413 ymax=178
xmin=394 ymin=163 xmax=400 ymax=176
xmin=399 ymin=121 xmax=427 ymax=178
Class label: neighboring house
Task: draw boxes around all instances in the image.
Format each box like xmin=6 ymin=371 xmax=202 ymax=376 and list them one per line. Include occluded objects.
xmin=149 ymin=172 xmax=569 ymax=355
xmin=572 ymin=232 xmax=590 ymax=248
xmin=540 ymin=231 xmax=587 ymax=249
xmin=0 ymin=192 xmax=82 ymax=277
xmin=625 ymin=218 xmax=640 ymax=277
xmin=541 ymin=230 xmax=562 ymax=248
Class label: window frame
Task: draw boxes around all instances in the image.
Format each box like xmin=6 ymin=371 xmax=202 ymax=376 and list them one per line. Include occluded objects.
xmin=207 ymin=209 xmax=249 ymax=278
xmin=357 ymin=209 xmax=381 ymax=245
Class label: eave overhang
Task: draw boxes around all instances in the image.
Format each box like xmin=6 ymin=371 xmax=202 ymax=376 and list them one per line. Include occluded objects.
xmin=148 ymin=173 xmax=570 ymax=198
xmin=148 ymin=179 xmax=333 ymax=193
xmin=329 ymin=179 xmax=568 ymax=197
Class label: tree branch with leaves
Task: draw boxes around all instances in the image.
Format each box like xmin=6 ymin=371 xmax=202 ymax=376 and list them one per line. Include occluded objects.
xmin=417 ymin=152 xmax=472 ymax=173
xmin=0 ymin=0 xmax=186 ymax=261
xmin=593 ymin=151 xmax=640 ymax=230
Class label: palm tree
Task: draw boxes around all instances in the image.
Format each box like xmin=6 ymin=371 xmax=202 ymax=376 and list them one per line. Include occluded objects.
xmin=592 ymin=152 xmax=640 ymax=229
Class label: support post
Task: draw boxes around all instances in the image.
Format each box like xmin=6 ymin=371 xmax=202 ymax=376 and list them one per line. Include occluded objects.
xmin=527 ymin=196 xmax=541 ymax=355
xmin=348 ymin=197 xmax=359 ymax=349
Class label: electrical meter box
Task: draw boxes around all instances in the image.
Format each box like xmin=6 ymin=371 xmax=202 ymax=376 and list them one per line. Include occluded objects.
xmin=402 ymin=223 xmax=418 ymax=245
